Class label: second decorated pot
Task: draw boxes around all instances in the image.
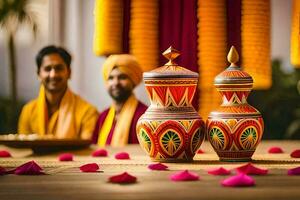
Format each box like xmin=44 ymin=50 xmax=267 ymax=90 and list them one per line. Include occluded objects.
xmin=206 ymin=46 xmax=264 ymax=161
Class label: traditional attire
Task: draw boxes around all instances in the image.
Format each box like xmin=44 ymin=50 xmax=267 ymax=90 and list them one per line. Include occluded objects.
xmin=92 ymin=98 xmax=147 ymax=146
xmin=18 ymin=86 xmax=98 ymax=140
xmin=92 ymin=54 xmax=147 ymax=147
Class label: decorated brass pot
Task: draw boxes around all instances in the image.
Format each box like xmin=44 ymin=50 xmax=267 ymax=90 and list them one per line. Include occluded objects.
xmin=206 ymin=46 xmax=264 ymax=161
xmin=136 ymin=47 xmax=205 ymax=162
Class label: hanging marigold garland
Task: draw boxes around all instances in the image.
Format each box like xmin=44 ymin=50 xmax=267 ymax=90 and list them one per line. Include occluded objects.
xmin=291 ymin=0 xmax=300 ymax=68
xmin=197 ymin=0 xmax=227 ymax=119
xmin=241 ymin=0 xmax=271 ymax=89
xmin=129 ymin=0 xmax=159 ymax=72
xmin=93 ymin=0 xmax=123 ymax=56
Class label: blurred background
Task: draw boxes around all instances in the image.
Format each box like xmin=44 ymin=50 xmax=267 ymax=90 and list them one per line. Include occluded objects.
xmin=0 ymin=0 xmax=299 ymax=139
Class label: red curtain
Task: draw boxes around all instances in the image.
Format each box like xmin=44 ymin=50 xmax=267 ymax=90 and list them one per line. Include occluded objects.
xmin=226 ymin=0 xmax=241 ymax=65
xmin=122 ymin=0 xmax=131 ymax=53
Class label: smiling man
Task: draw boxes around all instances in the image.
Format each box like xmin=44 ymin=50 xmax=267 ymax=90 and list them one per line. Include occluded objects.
xmin=18 ymin=45 xmax=98 ymax=140
xmin=92 ymin=54 xmax=147 ymax=147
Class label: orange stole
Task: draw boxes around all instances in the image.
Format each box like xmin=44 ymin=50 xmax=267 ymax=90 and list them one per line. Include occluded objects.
xmin=97 ymin=95 xmax=139 ymax=147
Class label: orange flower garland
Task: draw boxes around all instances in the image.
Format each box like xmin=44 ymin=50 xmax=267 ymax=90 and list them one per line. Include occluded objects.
xmin=197 ymin=0 xmax=227 ymax=119
xmin=241 ymin=0 xmax=271 ymax=89
xmin=93 ymin=0 xmax=123 ymax=56
xmin=129 ymin=0 xmax=159 ymax=72
xmin=290 ymin=0 xmax=300 ymax=68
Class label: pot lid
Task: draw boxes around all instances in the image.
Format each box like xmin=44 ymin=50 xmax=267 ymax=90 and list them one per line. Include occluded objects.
xmin=143 ymin=46 xmax=198 ymax=79
xmin=214 ymin=46 xmax=253 ymax=85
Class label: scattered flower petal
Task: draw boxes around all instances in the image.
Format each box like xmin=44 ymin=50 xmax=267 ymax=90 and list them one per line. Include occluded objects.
xmin=13 ymin=161 xmax=45 ymax=175
xmin=288 ymin=166 xmax=300 ymax=175
xmin=148 ymin=163 xmax=168 ymax=171
xmin=58 ymin=153 xmax=74 ymax=161
xmin=108 ymin=172 xmax=137 ymax=183
xmin=115 ymin=152 xmax=130 ymax=160
xmin=290 ymin=149 xmax=300 ymax=158
xmin=197 ymin=149 xmax=205 ymax=154
xmin=0 ymin=166 xmax=6 ymax=175
xmin=92 ymin=149 xmax=108 ymax=157
xmin=207 ymin=167 xmax=231 ymax=175
xmin=221 ymin=173 xmax=255 ymax=187
xmin=80 ymin=163 xmax=100 ymax=172
xmin=170 ymin=170 xmax=199 ymax=181
xmin=268 ymin=147 xmax=284 ymax=154
xmin=0 ymin=150 xmax=12 ymax=157
xmin=235 ymin=163 xmax=268 ymax=175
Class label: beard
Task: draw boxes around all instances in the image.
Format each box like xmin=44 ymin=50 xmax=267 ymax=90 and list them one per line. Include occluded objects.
xmin=108 ymin=87 xmax=132 ymax=103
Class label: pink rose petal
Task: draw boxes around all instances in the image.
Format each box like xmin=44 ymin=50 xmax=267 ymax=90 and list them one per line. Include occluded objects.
xmin=0 ymin=150 xmax=12 ymax=157
xmin=58 ymin=153 xmax=73 ymax=161
xmin=148 ymin=163 xmax=168 ymax=171
xmin=197 ymin=149 xmax=205 ymax=154
xmin=80 ymin=163 xmax=100 ymax=172
xmin=0 ymin=166 xmax=6 ymax=175
xmin=92 ymin=149 xmax=108 ymax=157
xmin=287 ymin=166 xmax=300 ymax=175
xmin=108 ymin=172 xmax=137 ymax=183
xmin=290 ymin=149 xmax=300 ymax=158
xmin=221 ymin=173 xmax=255 ymax=187
xmin=268 ymin=147 xmax=284 ymax=154
xmin=170 ymin=170 xmax=199 ymax=181
xmin=115 ymin=152 xmax=130 ymax=160
xmin=235 ymin=163 xmax=268 ymax=175
xmin=207 ymin=167 xmax=231 ymax=176
xmin=13 ymin=161 xmax=45 ymax=175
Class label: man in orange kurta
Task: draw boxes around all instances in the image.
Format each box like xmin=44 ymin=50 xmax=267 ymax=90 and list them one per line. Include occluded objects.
xmin=18 ymin=46 xmax=98 ymax=139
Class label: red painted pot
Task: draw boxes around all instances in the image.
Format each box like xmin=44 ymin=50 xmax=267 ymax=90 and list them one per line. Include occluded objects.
xmin=207 ymin=46 xmax=264 ymax=161
xmin=136 ymin=47 xmax=205 ymax=162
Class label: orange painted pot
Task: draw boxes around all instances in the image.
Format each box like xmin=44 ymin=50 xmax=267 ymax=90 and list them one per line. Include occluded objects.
xmin=136 ymin=47 xmax=205 ymax=162
xmin=207 ymin=46 xmax=264 ymax=161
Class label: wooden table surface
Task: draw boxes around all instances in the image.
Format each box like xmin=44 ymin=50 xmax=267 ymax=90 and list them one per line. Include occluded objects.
xmin=0 ymin=141 xmax=300 ymax=200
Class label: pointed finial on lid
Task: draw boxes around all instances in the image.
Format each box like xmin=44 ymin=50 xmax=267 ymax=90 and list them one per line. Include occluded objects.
xmin=227 ymin=46 xmax=239 ymax=67
xmin=163 ymin=46 xmax=180 ymax=65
